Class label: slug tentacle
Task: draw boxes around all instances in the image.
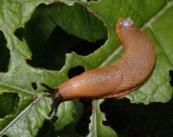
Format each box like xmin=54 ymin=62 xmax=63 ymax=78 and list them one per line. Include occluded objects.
xmin=46 ymin=18 xmax=156 ymax=100
xmin=41 ymin=83 xmax=63 ymax=116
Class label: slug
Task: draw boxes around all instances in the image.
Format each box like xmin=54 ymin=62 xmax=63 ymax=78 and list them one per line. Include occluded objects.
xmin=43 ymin=18 xmax=156 ymax=101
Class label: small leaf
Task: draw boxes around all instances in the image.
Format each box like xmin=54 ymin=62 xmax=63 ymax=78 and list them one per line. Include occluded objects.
xmin=49 ymin=2 xmax=107 ymax=42
xmin=54 ymin=100 xmax=83 ymax=131
xmin=87 ymin=100 xmax=117 ymax=137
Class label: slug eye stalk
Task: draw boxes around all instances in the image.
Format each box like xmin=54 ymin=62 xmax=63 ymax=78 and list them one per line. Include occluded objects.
xmin=41 ymin=83 xmax=62 ymax=117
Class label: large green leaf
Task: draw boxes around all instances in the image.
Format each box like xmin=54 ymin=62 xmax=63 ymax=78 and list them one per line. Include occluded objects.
xmin=0 ymin=0 xmax=173 ymax=137
xmin=87 ymin=0 xmax=173 ymax=136
xmin=0 ymin=0 xmax=81 ymax=136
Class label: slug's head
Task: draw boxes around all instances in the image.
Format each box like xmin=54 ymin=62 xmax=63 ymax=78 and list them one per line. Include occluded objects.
xmin=116 ymin=18 xmax=134 ymax=37
xmin=41 ymin=83 xmax=63 ymax=117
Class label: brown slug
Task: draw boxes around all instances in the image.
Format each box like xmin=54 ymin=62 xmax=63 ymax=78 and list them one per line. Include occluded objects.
xmin=43 ymin=18 xmax=156 ymax=101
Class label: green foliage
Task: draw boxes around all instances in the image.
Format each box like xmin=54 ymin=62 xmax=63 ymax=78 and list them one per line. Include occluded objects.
xmin=0 ymin=0 xmax=173 ymax=137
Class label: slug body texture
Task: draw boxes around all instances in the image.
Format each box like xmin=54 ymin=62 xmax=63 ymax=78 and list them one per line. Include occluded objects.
xmin=57 ymin=18 xmax=156 ymax=100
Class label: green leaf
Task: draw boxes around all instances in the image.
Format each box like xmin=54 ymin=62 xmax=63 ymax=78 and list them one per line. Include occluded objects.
xmin=88 ymin=0 xmax=173 ymax=104
xmin=0 ymin=96 xmax=51 ymax=137
xmin=87 ymin=100 xmax=118 ymax=137
xmin=0 ymin=0 xmax=70 ymax=136
xmin=0 ymin=0 xmax=173 ymax=137
xmin=86 ymin=0 xmax=173 ymax=136
xmin=48 ymin=2 xmax=107 ymax=42
xmin=0 ymin=93 xmax=19 ymax=118
xmin=0 ymin=83 xmax=36 ymax=131
xmin=54 ymin=100 xmax=83 ymax=131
